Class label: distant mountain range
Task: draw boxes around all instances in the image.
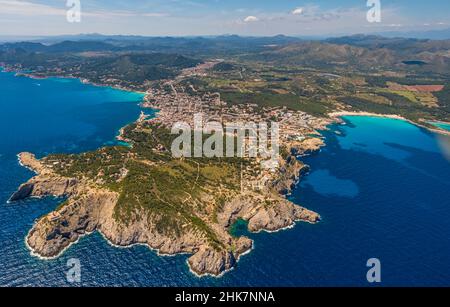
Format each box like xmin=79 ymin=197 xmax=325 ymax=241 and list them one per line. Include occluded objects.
xmin=1 ymin=33 xmax=449 ymax=78
xmin=373 ymin=28 xmax=450 ymax=40
xmin=0 ymin=35 xmax=305 ymax=57
xmin=2 ymin=28 xmax=450 ymax=44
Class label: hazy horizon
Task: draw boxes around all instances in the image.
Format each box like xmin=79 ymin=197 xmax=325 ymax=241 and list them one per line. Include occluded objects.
xmin=2 ymin=28 xmax=450 ymax=43
xmin=0 ymin=0 xmax=449 ymax=38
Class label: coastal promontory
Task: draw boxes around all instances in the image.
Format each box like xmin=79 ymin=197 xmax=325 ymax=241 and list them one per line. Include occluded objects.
xmin=11 ymin=120 xmax=320 ymax=276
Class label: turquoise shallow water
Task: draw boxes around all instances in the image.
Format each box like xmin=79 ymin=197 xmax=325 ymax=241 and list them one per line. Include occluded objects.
xmin=429 ymin=121 xmax=450 ymax=132
xmin=1 ymin=70 xmax=450 ymax=286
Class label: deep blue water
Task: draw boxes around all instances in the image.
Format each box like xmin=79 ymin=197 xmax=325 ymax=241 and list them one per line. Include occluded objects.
xmin=1 ymin=70 xmax=450 ymax=286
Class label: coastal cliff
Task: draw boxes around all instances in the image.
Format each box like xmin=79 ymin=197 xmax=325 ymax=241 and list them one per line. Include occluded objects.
xmin=12 ymin=123 xmax=320 ymax=277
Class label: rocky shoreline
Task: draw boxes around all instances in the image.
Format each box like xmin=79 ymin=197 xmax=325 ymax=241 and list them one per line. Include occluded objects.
xmin=11 ymin=94 xmax=446 ymax=277
xmin=8 ymin=65 xmax=324 ymax=277
xmin=12 ymin=149 xmax=320 ymax=277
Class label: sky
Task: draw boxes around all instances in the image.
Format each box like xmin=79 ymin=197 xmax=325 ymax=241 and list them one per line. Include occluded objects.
xmin=0 ymin=0 xmax=449 ymax=37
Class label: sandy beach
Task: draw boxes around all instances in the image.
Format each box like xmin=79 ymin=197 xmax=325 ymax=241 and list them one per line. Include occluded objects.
xmin=328 ymin=111 xmax=450 ymax=137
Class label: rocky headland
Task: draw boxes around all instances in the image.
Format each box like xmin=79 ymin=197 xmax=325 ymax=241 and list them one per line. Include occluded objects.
xmin=11 ymin=132 xmax=320 ymax=276
xmin=10 ymin=63 xmax=324 ymax=277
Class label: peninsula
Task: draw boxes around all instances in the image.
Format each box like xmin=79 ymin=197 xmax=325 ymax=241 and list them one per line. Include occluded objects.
xmin=5 ymin=34 xmax=450 ymax=276
xmin=9 ymin=63 xmax=327 ymax=276
xmin=10 ymin=117 xmax=321 ymax=276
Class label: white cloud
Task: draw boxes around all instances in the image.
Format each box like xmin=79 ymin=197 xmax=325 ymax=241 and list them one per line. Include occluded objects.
xmin=244 ymin=16 xmax=258 ymax=23
xmin=387 ymin=23 xmax=403 ymax=27
xmin=0 ymin=0 xmax=65 ymax=16
xmin=91 ymin=10 xmax=168 ymax=18
xmin=292 ymin=7 xmax=304 ymax=15
xmin=0 ymin=0 xmax=167 ymax=19
xmin=142 ymin=13 xmax=168 ymax=17
xmin=0 ymin=1 xmax=431 ymax=37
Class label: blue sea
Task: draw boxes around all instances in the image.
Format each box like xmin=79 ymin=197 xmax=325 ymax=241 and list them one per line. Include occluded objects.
xmin=1 ymin=70 xmax=450 ymax=287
